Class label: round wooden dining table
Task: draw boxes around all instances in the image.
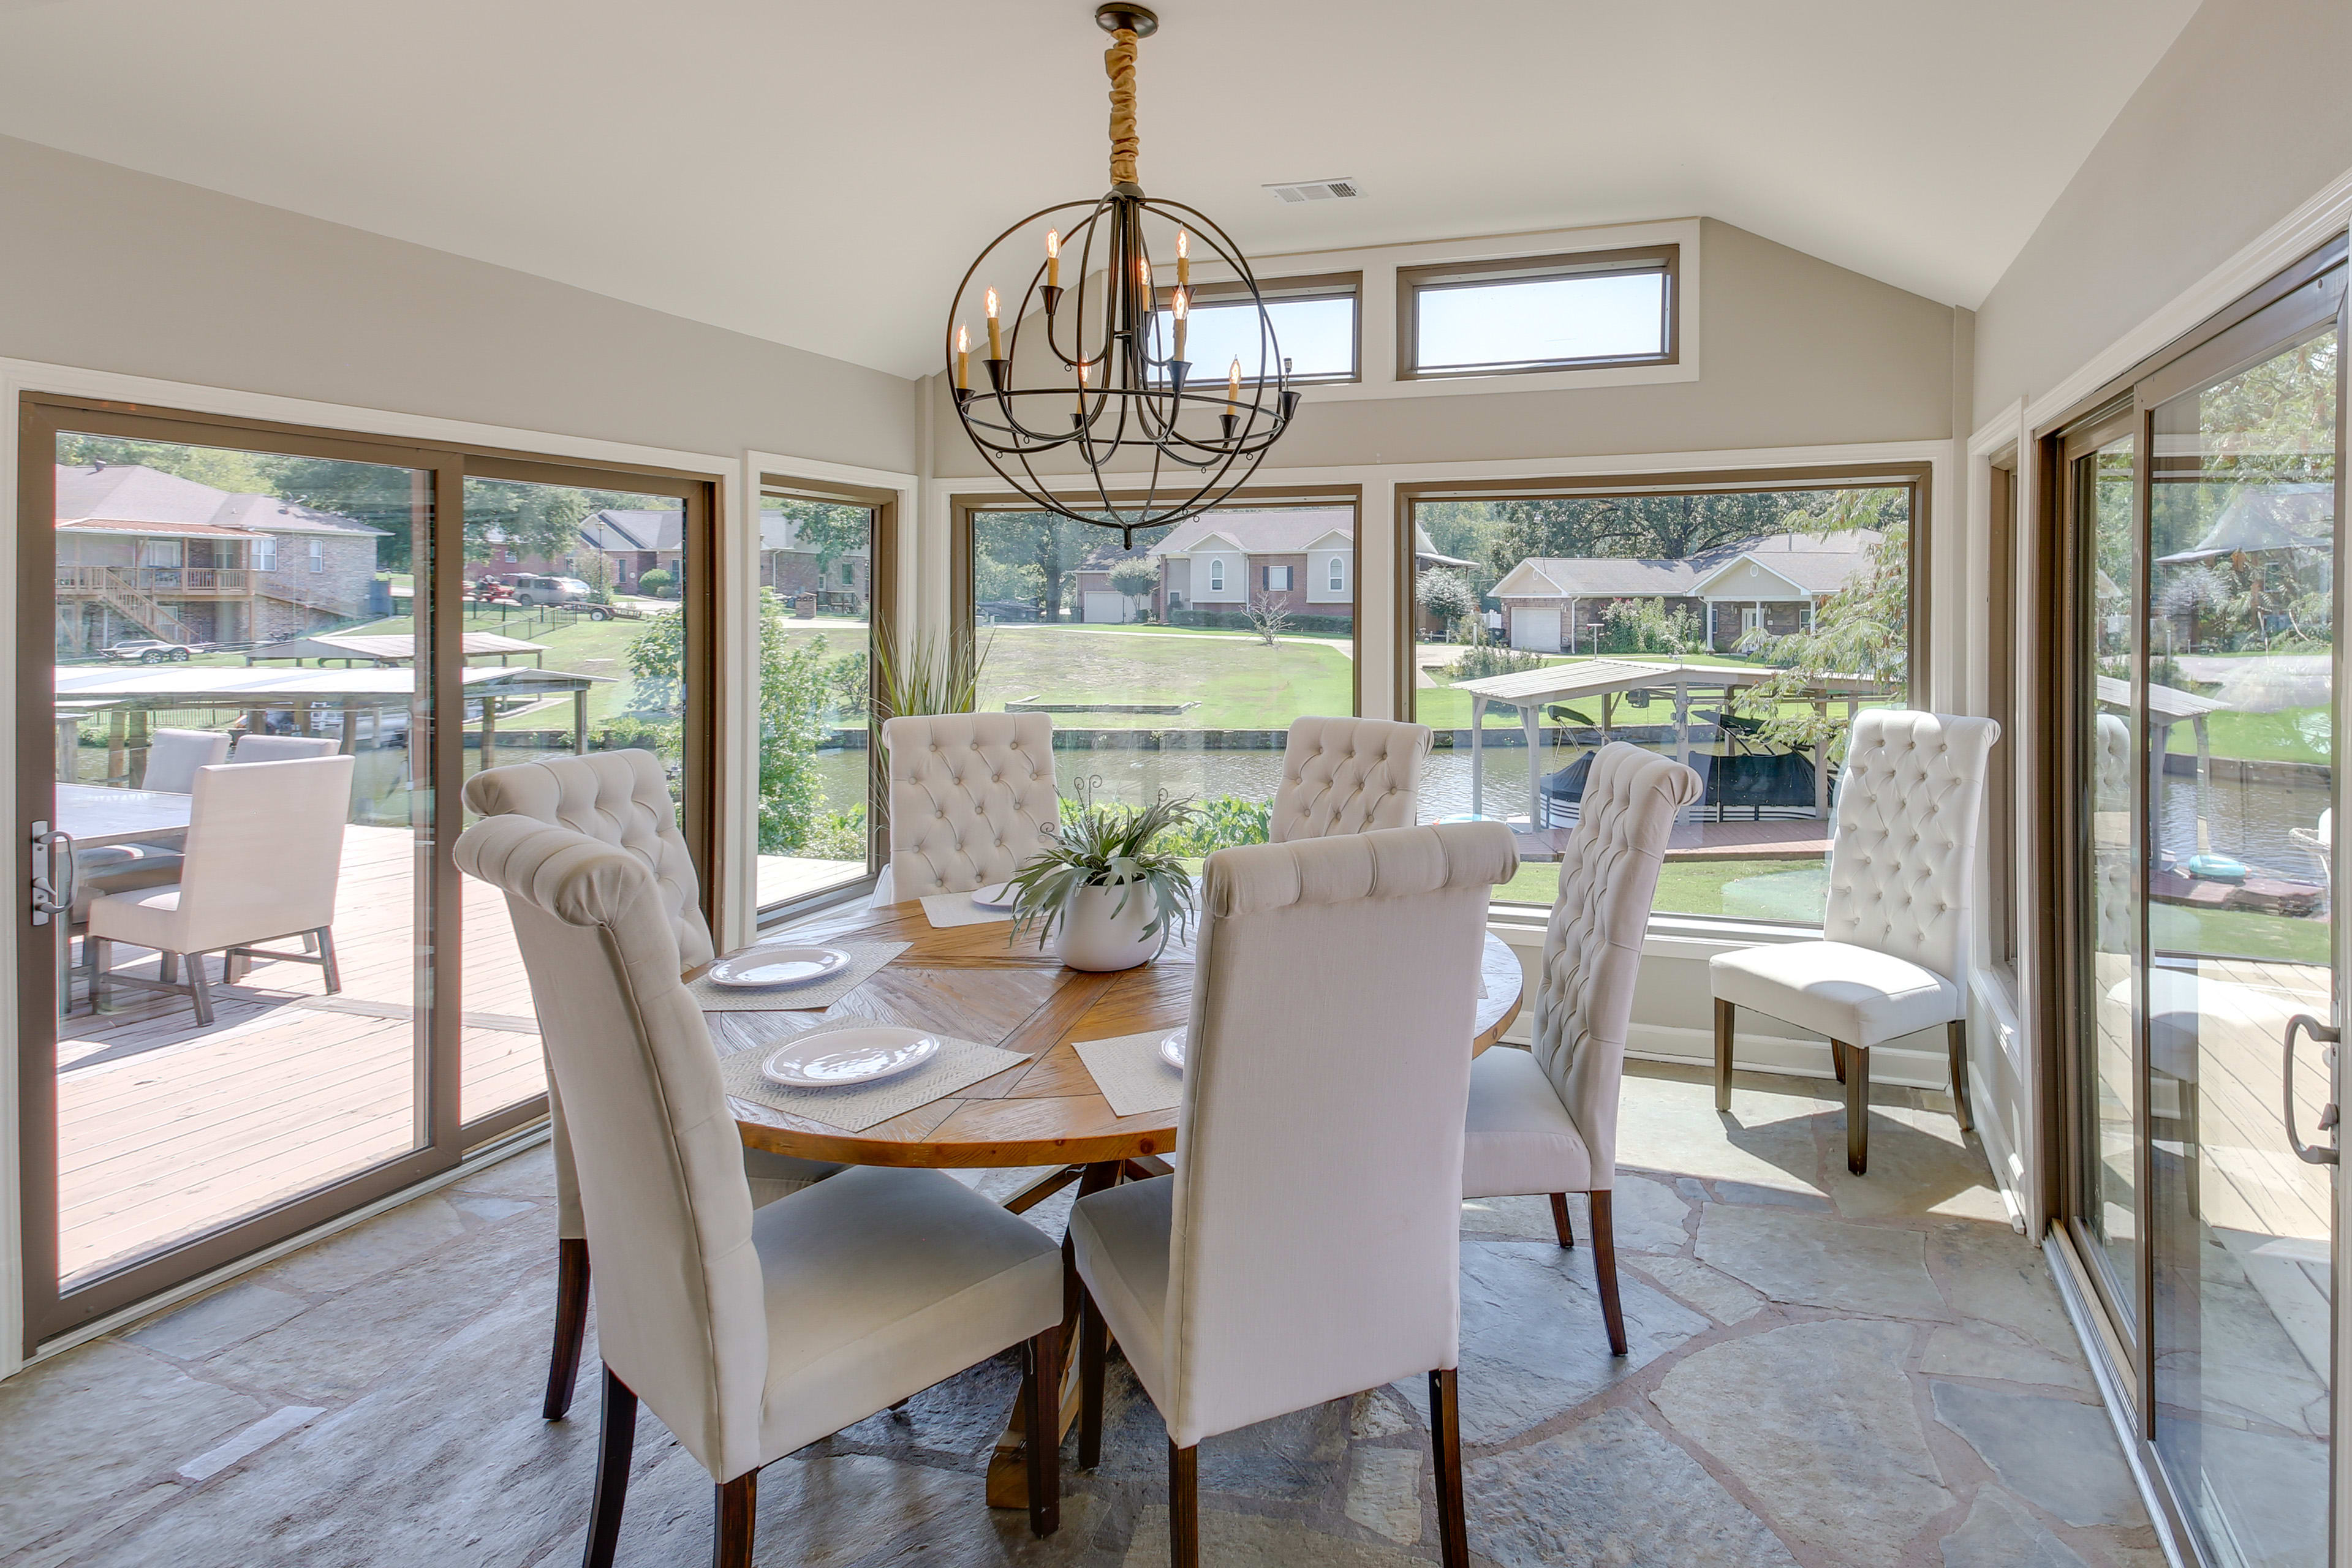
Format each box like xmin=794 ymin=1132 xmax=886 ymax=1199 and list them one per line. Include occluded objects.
xmin=708 ymin=894 xmax=1526 ymax=1509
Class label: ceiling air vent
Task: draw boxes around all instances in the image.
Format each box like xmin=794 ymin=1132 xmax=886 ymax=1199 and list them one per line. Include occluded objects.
xmin=1265 ymin=178 xmax=1363 ymax=204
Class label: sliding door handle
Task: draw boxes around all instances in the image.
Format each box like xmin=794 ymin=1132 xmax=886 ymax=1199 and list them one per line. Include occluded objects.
xmin=2283 ymin=1014 xmax=2340 ymax=1166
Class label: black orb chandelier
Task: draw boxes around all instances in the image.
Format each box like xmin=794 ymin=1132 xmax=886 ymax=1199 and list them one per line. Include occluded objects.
xmin=945 ymin=4 xmax=1298 ymax=546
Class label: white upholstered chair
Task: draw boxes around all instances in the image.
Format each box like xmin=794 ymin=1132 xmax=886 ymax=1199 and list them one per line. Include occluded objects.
xmin=876 ymin=711 xmax=1059 ymax=905
xmin=140 ymin=727 xmax=231 ymax=793
xmin=1710 ymin=710 xmax=1999 ymax=1175
xmin=1070 ymin=821 xmax=1518 ymax=1568
xmin=87 ymin=755 xmax=352 ymax=1026
xmin=232 ymin=733 xmax=339 ymax=762
xmin=72 ymin=728 xmax=233 ymax=899
xmin=1462 ymin=744 xmax=1703 ymax=1354
xmin=453 ymin=812 xmax=1067 ymax=1564
xmin=461 ymin=750 xmax=838 ymax=1420
xmin=1266 ymin=715 xmax=1432 ymax=842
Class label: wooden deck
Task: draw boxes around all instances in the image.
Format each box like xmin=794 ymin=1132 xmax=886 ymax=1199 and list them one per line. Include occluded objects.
xmin=56 ymin=824 xmax=543 ymax=1284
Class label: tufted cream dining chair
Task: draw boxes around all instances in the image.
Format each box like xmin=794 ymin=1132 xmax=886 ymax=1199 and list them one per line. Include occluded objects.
xmin=1070 ymin=821 xmax=1518 ymax=1568
xmin=73 ymin=728 xmax=232 ymax=897
xmin=1709 ymin=710 xmax=1999 ymax=1175
xmin=877 ymin=711 xmax=1059 ymax=903
xmin=1461 ymin=744 xmax=1701 ymax=1354
xmin=461 ymin=750 xmax=838 ymax=1421
xmin=1266 ymin=715 xmax=1432 ymax=842
xmin=230 ymin=733 xmax=339 ymax=763
xmin=454 ymin=812 xmax=1067 ymax=1564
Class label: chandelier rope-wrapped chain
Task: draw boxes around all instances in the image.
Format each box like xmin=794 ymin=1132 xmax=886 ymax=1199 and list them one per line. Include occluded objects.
xmin=945 ymin=4 xmax=1299 ymax=545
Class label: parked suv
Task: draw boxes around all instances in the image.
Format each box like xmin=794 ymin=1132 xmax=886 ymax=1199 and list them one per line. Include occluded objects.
xmin=502 ymin=574 xmax=592 ymax=607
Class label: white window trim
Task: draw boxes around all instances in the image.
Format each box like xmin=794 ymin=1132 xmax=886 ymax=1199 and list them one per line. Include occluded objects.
xmin=1328 ymin=556 xmax=1345 ymax=592
xmin=307 ymin=537 xmax=325 ymax=572
xmin=1159 ymin=217 xmax=1700 ymax=405
xmin=254 ymin=535 xmax=278 ymax=571
xmin=1208 ymin=559 xmax=1226 ymax=593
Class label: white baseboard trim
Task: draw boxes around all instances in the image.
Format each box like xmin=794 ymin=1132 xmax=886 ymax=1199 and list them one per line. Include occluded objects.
xmin=1622 ymin=1022 xmax=1953 ymax=1091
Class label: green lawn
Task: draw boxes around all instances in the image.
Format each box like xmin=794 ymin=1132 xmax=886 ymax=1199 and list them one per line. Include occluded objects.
xmin=2152 ymin=902 xmax=2331 ymax=965
xmin=2166 ymin=706 xmax=2330 ymax=766
xmin=1491 ymin=855 xmax=1829 ymax=922
xmin=977 ymin=625 xmax=1352 ymax=729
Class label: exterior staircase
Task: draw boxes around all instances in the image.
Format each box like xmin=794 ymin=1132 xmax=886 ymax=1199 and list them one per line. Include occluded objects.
xmin=69 ymin=566 xmax=199 ymax=646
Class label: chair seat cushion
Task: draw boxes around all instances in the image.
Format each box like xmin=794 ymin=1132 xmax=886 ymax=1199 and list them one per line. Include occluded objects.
xmin=750 ymin=1164 xmax=1062 ymax=1460
xmin=1067 ymin=1175 xmax=1175 ymax=1413
xmin=1711 ymin=939 xmax=1959 ymax=1049
xmin=1461 ymin=1047 xmax=1592 ymax=1199
xmin=85 ymin=886 xmax=185 ymax=952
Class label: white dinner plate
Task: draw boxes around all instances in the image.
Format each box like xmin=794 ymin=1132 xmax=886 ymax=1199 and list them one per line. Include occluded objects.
xmin=971 ymin=881 xmax=1018 ymax=910
xmin=1159 ymin=1028 xmax=1187 ymax=1071
xmin=707 ymin=945 xmax=851 ymax=989
xmin=763 ymin=1026 xmax=940 ymax=1088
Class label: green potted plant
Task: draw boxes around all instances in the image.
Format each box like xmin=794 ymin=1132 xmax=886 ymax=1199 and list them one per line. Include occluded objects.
xmin=1007 ymin=791 xmax=1197 ymax=971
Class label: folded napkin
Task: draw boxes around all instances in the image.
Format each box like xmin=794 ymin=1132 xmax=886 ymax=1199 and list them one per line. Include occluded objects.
xmin=1074 ymin=1030 xmax=1186 ymax=1120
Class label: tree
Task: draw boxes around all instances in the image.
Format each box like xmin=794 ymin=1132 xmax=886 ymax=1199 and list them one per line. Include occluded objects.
xmin=1416 ymin=568 xmax=1479 ymax=640
xmin=1600 ymin=597 xmax=1702 ymax=656
xmin=1484 ymin=491 xmax=1799 ymax=580
xmin=1108 ymin=557 xmax=1158 ymax=611
xmin=1245 ymin=592 xmax=1293 ymax=645
xmin=977 ymin=513 xmax=1102 ymax=622
xmin=1733 ymin=491 xmax=1910 ymax=758
xmin=619 ymin=593 xmax=830 ymax=853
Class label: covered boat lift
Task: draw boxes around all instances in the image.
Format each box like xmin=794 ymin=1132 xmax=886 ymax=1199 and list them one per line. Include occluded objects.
xmin=1450 ymin=658 xmax=1893 ymax=825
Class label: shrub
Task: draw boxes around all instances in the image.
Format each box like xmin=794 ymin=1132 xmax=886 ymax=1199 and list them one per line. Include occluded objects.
xmin=1152 ymin=794 xmax=1271 ymax=856
xmin=1451 ymin=644 xmax=1548 ymax=681
xmin=637 ymin=568 xmax=675 ymax=598
xmin=800 ymin=805 xmax=868 ymax=862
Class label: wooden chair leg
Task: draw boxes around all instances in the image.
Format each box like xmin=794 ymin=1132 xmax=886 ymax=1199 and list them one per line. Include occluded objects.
xmin=159 ymin=950 xmax=179 ymax=985
xmin=1168 ymin=1441 xmax=1199 ymax=1568
xmin=1590 ymin=1189 xmax=1628 ymax=1356
xmin=1832 ymin=1038 xmax=1847 ymax=1084
xmin=1023 ymin=1322 xmax=1062 ymax=1538
xmin=583 ymin=1365 xmax=637 ymax=1568
xmin=90 ymin=937 xmax=109 ymax=1014
xmin=1712 ymin=998 xmax=1734 ymax=1112
xmin=544 ymin=1237 xmax=591 ymax=1420
xmin=1078 ymin=1286 xmax=1108 ymax=1470
xmin=1843 ymin=1042 xmax=1869 ymax=1175
xmin=1946 ymin=1018 xmax=1973 ymax=1133
xmin=1427 ymin=1368 xmax=1470 ymax=1568
xmin=317 ymin=927 xmax=342 ymax=993
xmin=712 ymin=1471 xmax=757 ymax=1568
xmin=186 ymin=952 xmax=214 ymax=1028
xmin=1548 ymin=1192 xmax=1574 ymax=1249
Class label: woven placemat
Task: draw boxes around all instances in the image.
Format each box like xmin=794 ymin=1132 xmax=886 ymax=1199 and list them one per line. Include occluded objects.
xmin=716 ymin=1019 xmax=1030 ymax=1133
xmin=920 ymin=892 xmax=1017 ymax=929
xmin=1074 ymin=1030 xmax=1185 ymax=1119
xmin=689 ymin=939 xmax=909 ymax=1013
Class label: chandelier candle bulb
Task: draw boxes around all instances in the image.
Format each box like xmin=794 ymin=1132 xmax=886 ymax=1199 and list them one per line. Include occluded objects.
xmin=984 ymin=288 xmax=1002 ymax=360
xmin=1176 ymin=228 xmax=1189 ymax=287
xmin=1172 ymin=287 xmax=1187 ymax=361
xmin=1226 ymin=356 xmax=1240 ymax=410
xmin=1046 ymin=228 xmax=1061 ymax=289
xmin=956 ymin=325 xmax=970 ymax=391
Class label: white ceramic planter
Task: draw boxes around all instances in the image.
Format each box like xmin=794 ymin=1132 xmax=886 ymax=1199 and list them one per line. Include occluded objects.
xmin=1054 ymin=881 xmax=1162 ymax=972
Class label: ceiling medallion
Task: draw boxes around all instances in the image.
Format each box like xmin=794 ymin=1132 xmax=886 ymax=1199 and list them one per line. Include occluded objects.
xmin=945 ymin=4 xmax=1298 ymax=545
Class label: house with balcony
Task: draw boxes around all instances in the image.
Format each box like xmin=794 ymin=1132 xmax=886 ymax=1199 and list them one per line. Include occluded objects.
xmin=1069 ymin=507 xmax=1469 ymax=627
xmin=1492 ymin=528 xmax=1880 ymax=654
xmin=53 ymin=462 xmax=386 ymax=654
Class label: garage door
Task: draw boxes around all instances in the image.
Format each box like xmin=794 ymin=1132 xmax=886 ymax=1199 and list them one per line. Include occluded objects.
xmin=1511 ymin=607 xmax=1561 ymax=652
xmin=1082 ymin=592 xmax=1133 ymax=625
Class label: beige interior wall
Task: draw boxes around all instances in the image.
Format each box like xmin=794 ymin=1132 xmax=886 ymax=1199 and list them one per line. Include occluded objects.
xmin=930 ymin=217 xmax=1958 ymax=474
xmin=0 ymin=134 xmax=918 ymax=470
xmin=1972 ymin=0 xmax=2352 ymax=429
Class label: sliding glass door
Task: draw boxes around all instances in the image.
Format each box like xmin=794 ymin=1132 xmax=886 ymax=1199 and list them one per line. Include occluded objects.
xmin=2055 ymin=243 xmax=2345 ymax=1567
xmin=15 ymin=399 xmax=716 ymax=1352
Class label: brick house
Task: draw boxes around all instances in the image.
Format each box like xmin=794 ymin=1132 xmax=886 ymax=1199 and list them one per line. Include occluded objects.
xmin=1489 ymin=529 xmax=1878 ymax=654
xmin=1067 ymin=507 xmax=1470 ymax=625
xmin=53 ymin=463 xmax=387 ymax=653
xmin=758 ymin=510 xmax=869 ymax=610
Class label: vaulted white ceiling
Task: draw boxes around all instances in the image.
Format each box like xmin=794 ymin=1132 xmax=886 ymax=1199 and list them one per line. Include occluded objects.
xmin=0 ymin=0 xmax=2198 ymax=379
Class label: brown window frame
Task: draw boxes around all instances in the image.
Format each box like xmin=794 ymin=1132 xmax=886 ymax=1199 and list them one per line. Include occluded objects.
xmin=1397 ymin=246 xmax=1680 ymax=382
xmin=754 ymin=473 xmax=900 ymax=925
xmin=1162 ymin=271 xmax=1363 ymax=386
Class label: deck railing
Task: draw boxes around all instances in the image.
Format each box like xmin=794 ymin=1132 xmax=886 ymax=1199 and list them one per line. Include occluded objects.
xmin=57 ymin=565 xmax=252 ymax=597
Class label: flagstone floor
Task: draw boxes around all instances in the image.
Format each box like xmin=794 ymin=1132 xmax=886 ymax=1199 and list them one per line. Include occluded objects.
xmin=0 ymin=1062 xmax=2163 ymax=1568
